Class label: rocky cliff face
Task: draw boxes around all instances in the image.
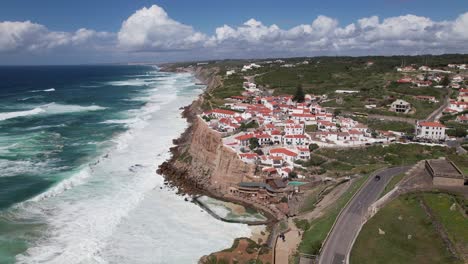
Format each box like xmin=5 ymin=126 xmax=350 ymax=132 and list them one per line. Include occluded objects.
xmin=158 ymin=67 xmax=255 ymax=196
xmin=189 ymin=117 xmax=256 ymax=191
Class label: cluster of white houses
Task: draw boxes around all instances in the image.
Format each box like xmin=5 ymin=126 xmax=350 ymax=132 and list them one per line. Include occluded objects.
xmin=201 ymin=93 xmax=398 ymax=179
xmin=444 ymin=89 xmax=468 ymax=115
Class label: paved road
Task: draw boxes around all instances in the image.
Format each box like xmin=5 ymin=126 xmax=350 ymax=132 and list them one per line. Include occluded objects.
xmin=426 ymin=89 xmax=452 ymax=121
xmin=318 ymin=166 xmax=410 ymax=264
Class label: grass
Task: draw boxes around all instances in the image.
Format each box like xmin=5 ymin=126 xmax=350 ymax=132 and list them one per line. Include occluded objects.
xmin=381 ymin=172 xmax=406 ymax=197
xmin=422 ymin=193 xmax=468 ymax=259
xmin=305 ymin=125 xmax=318 ymax=132
xmin=447 ymin=153 xmax=468 ymax=175
xmin=317 ymin=144 xmax=452 ymax=169
xmin=299 ymin=185 xmax=327 ymax=213
xmin=298 ymin=175 xmax=370 ymax=255
xmin=365 ymin=119 xmax=415 ymax=134
xmin=350 ymin=194 xmax=461 ymax=264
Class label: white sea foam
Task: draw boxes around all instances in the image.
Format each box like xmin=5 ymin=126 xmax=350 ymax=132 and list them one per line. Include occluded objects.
xmin=15 ymin=72 xmax=250 ymax=264
xmin=30 ymin=88 xmax=56 ymax=93
xmin=0 ymin=103 xmax=106 ymax=122
xmin=107 ymin=79 xmax=154 ymax=87
xmin=0 ymin=108 xmax=46 ymax=121
xmin=0 ymin=159 xmax=58 ymax=177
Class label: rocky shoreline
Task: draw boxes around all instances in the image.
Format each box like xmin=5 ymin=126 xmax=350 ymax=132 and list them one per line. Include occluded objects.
xmin=157 ymin=65 xmax=218 ymax=195
xmin=156 ymin=65 xmax=278 ymax=222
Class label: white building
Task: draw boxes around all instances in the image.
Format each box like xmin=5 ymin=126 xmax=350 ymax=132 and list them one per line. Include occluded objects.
xmin=390 ymin=99 xmax=411 ymax=114
xmin=283 ymin=134 xmax=309 ymax=145
xmin=284 ymin=123 xmax=305 ymax=135
xmin=416 ymin=121 xmax=446 ymax=141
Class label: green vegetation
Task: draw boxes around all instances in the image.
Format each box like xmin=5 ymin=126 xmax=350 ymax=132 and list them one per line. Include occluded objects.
xmin=365 ymin=119 xmax=414 ymax=134
xmin=299 ymin=185 xmax=327 ymax=213
xmin=249 ymin=138 xmax=260 ymax=150
xmin=422 ymin=193 xmax=468 ymax=258
xmin=294 ymin=219 xmax=311 ymax=232
xmin=381 ymin=173 xmax=406 ymax=197
xmin=211 ymin=74 xmax=244 ymax=100
xmin=318 ymin=144 xmax=451 ymax=168
xmin=448 ymin=153 xmax=468 ymax=175
xmin=351 ymin=193 xmax=466 ymax=264
xmin=293 ymin=84 xmax=305 ymax=102
xmin=310 ymin=144 xmax=453 ymax=177
xmin=299 ymin=175 xmax=369 ymax=255
xmin=240 ymin=120 xmax=259 ymax=131
xmin=297 ymin=154 xmax=327 ymax=167
xmin=445 ymin=121 xmax=468 ymax=138
xmin=305 ymin=125 xmax=318 ymax=133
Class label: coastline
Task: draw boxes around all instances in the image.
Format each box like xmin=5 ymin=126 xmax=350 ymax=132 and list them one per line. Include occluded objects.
xmin=156 ymin=64 xmax=278 ymax=260
xmin=157 ymin=64 xmax=276 ymax=221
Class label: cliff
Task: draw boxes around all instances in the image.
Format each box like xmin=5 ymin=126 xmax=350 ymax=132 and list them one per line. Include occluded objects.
xmin=157 ymin=66 xmax=255 ymax=196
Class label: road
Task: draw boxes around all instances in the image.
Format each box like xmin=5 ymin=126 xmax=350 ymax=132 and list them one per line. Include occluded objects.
xmin=426 ymin=89 xmax=452 ymax=121
xmin=318 ymin=166 xmax=410 ymax=264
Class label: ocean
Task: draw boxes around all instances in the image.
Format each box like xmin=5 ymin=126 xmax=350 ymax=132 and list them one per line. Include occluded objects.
xmin=0 ymin=65 xmax=250 ymax=263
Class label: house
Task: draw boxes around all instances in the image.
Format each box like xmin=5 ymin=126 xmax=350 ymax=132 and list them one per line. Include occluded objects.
xmin=296 ymin=147 xmax=311 ymax=160
xmin=390 ymin=99 xmax=411 ymax=114
xmin=397 ymin=66 xmax=416 ymax=72
xmin=291 ymin=113 xmax=316 ymax=125
xmin=284 ymin=123 xmax=305 ymax=135
xmin=283 ymin=134 xmax=309 ymax=146
xmin=452 ymin=75 xmax=464 ymax=83
xmin=455 ymin=114 xmax=468 ymax=124
xmin=419 ymin=66 xmax=431 ymax=71
xmin=416 ymin=121 xmax=446 ymax=141
xmin=397 ymin=77 xmax=413 ymax=83
xmin=269 ymin=130 xmax=283 ymax=144
xmin=458 ymin=89 xmax=468 ymax=102
xmin=226 ymin=70 xmax=236 ymax=76
xmin=254 ymin=133 xmax=272 ymax=145
xmin=239 ymin=153 xmax=258 ymax=164
xmin=449 ymin=100 xmax=468 ymax=112
xmin=235 ymin=133 xmax=254 ymax=146
xmin=204 ymin=108 xmax=238 ymax=119
xmin=414 ymin=95 xmax=439 ymax=103
xmin=269 ymin=148 xmax=298 ymax=164
xmin=218 ymin=118 xmax=239 ymax=132
xmin=317 ymin=120 xmax=337 ymax=131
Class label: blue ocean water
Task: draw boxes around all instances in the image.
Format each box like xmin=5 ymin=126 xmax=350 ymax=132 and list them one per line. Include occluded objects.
xmin=0 ymin=65 xmax=250 ymax=264
xmin=0 ymin=65 xmax=151 ymax=209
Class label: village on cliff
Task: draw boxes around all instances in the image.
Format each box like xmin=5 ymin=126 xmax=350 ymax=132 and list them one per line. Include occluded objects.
xmin=196 ymin=60 xmax=468 ymax=215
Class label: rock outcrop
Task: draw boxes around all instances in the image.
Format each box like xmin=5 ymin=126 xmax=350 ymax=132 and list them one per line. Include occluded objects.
xmin=157 ymin=66 xmax=255 ymax=196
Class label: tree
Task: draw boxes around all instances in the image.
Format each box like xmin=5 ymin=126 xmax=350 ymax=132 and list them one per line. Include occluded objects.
xmin=289 ymin=171 xmax=298 ymax=179
xmin=293 ymin=84 xmax=305 ymax=103
xmin=249 ymin=138 xmax=260 ymax=150
xmin=333 ymin=109 xmax=342 ymax=117
xmin=308 ymin=143 xmax=319 ymax=152
xmin=440 ymin=75 xmax=450 ymax=87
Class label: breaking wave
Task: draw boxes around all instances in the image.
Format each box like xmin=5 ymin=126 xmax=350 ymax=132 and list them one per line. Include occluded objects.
xmin=0 ymin=103 xmax=106 ymax=122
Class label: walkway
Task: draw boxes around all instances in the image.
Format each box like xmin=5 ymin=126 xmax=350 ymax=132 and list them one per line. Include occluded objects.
xmin=275 ymin=218 xmax=302 ymax=264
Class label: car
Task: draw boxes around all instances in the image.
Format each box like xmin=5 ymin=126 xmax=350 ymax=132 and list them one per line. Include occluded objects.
xmin=374 ymin=175 xmax=381 ymax=181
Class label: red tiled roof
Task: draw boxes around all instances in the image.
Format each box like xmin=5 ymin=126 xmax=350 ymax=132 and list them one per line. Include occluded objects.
xmin=270 ymin=130 xmax=282 ymax=135
xmin=239 ymin=153 xmax=258 ymax=159
xmin=270 ymin=148 xmax=298 ymax=157
xmin=284 ymin=134 xmax=307 ymax=139
xmin=235 ymin=134 xmax=254 ymax=141
xmin=418 ymin=121 xmax=445 ymax=128
xmin=210 ymin=108 xmax=237 ymax=115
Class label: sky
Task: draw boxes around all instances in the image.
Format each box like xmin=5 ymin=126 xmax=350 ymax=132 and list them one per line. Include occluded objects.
xmin=0 ymin=0 xmax=467 ymax=64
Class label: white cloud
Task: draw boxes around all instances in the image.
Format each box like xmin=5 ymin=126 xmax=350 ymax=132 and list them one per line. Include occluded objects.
xmin=117 ymin=5 xmax=207 ymax=51
xmin=1 ymin=5 xmax=468 ymax=62
xmin=0 ymin=20 xmax=112 ymax=53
